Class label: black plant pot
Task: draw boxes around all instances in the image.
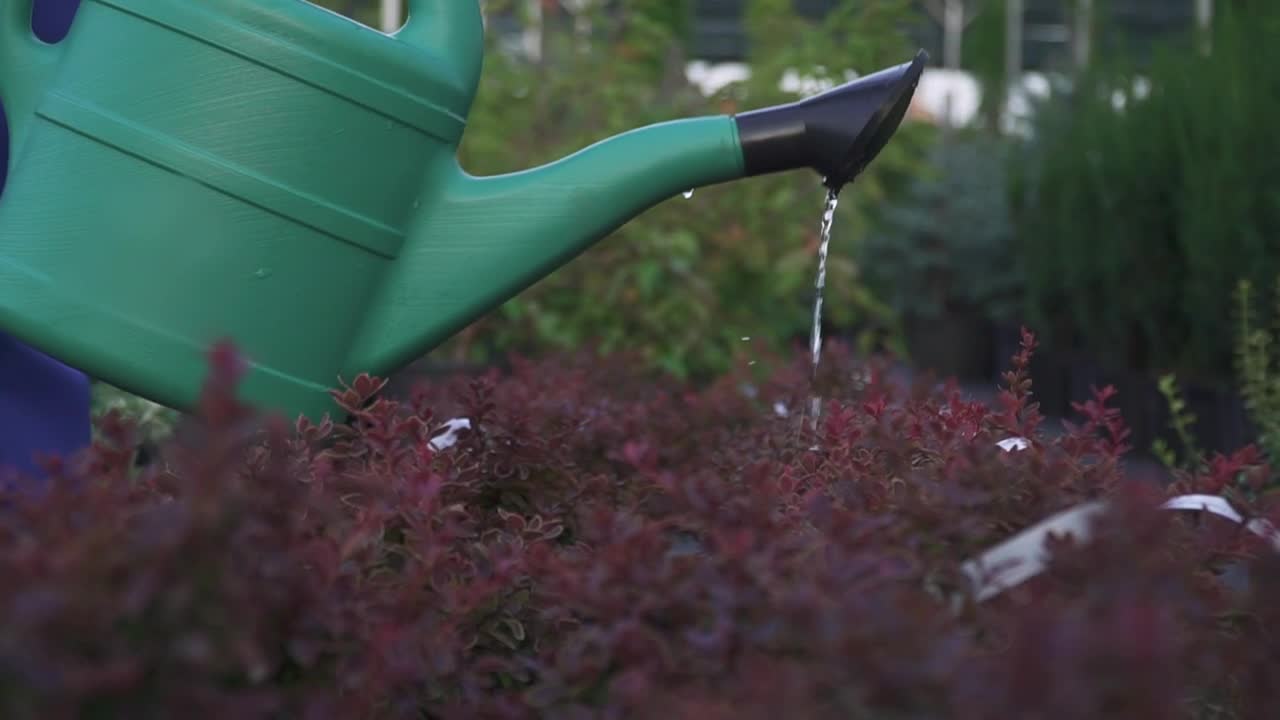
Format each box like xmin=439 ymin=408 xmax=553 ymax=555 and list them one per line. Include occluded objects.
xmin=1182 ymin=380 xmax=1256 ymax=456
xmin=1121 ymin=370 xmax=1162 ymax=455
xmin=1070 ymin=366 xmax=1257 ymax=460
xmin=904 ymin=312 xmax=993 ymax=383
xmin=1028 ymin=347 xmax=1070 ymax=419
xmin=990 ymin=321 xmax=1028 ymax=382
xmin=384 ymin=356 xmax=503 ymax=399
xmin=1065 ymin=351 xmax=1106 ymax=408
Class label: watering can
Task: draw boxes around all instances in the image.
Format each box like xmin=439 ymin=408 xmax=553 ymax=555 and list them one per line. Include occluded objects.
xmin=0 ymin=0 xmax=926 ymax=422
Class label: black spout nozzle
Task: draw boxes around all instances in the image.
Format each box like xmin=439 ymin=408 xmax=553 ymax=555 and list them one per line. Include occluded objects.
xmin=734 ymin=50 xmax=928 ymax=193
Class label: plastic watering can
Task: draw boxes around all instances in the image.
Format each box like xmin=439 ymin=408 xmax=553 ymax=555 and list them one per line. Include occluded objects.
xmin=0 ymin=0 xmax=926 ymax=421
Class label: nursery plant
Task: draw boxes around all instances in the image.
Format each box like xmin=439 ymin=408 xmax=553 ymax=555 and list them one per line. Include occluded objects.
xmin=1012 ymin=1 xmax=1280 ymax=382
xmin=1158 ymin=275 xmax=1280 ymax=482
xmin=308 ymin=0 xmax=387 ymax=28
xmin=90 ymin=381 xmax=179 ymax=452
xmin=860 ymin=129 xmax=1022 ymax=378
xmin=2 ymin=332 xmax=1278 ymax=719
xmin=1234 ymin=277 xmax=1280 ymax=466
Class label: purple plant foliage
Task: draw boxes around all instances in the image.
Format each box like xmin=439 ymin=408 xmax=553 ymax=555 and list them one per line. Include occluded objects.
xmin=0 ymin=331 xmax=1276 ymax=720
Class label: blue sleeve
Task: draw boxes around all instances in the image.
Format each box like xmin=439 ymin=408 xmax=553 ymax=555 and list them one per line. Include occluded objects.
xmin=0 ymin=0 xmax=91 ymax=480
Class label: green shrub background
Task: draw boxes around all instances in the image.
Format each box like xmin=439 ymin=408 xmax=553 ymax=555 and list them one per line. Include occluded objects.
xmin=861 ymin=129 xmax=1020 ymax=330
xmin=1012 ymin=1 xmax=1280 ymax=383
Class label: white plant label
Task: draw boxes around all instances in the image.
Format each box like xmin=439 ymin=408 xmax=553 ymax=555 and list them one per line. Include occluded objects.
xmin=959 ymin=438 xmax=1280 ymax=602
xmin=429 ymin=418 xmax=472 ymax=452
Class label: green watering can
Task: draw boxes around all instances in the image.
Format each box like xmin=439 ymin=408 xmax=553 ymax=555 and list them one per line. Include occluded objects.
xmin=0 ymin=0 xmax=926 ymax=421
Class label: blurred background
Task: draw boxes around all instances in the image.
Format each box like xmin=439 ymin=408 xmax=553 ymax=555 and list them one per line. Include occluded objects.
xmin=110 ymin=0 xmax=1280 ymax=469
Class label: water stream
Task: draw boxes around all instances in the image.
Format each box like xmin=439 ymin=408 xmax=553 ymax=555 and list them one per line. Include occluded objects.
xmin=805 ymin=188 xmax=840 ymax=432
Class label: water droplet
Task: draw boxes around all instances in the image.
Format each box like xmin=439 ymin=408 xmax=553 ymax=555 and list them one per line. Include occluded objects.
xmin=741 ymin=336 xmax=751 ymax=341
xmin=682 ymin=189 xmax=694 ymax=199
xmin=253 ymin=268 xmax=272 ymax=279
xmin=748 ymin=360 xmax=757 ymax=366
xmin=413 ymin=199 xmax=421 ymax=208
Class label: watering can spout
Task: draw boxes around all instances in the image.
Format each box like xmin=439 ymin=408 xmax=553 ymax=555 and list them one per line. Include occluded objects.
xmin=1 ymin=0 xmax=65 ymax=178
xmin=347 ymin=51 xmax=927 ymax=378
xmin=735 ymin=49 xmax=929 ymax=193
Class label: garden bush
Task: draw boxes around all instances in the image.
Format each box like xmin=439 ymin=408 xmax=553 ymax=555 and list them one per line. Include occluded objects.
xmin=860 ymin=130 xmax=1021 ymax=377
xmin=2 ymin=334 xmax=1278 ymax=719
xmin=864 ymin=131 xmax=1020 ymax=329
xmin=91 ymin=382 xmax=178 ymax=454
xmin=1012 ymin=1 xmax=1280 ymax=382
xmin=1235 ymin=276 xmax=1280 ymax=467
xmin=1158 ymin=275 xmax=1280 ymax=477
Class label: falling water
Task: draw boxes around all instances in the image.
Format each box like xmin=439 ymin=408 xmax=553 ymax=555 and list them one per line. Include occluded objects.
xmin=805 ymin=187 xmax=840 ymax=430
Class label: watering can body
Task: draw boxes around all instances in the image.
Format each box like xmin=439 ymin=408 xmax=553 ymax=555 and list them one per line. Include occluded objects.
xmin=0 ymin=0 xmax=925 ymax=421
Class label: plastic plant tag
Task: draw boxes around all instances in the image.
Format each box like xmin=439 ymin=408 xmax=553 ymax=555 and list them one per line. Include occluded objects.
xmin=996 ymin=436 xmax=1030 ymax=452
xmin=961 ymin=491 xmax=1280 ymax=603
xmin=960 ymin=500 xmax=1109 ymax=602
xmin=1159 ymin=494 xmax=1280 ymax=551
xmin=429 ymin=418 xmax=472 ymax=452
xmin=958 ymin=436 xmax=1280 ymax=603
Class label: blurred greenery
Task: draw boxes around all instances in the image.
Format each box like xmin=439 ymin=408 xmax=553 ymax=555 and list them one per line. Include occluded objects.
xmin=960 ymin=0 xmax=1013 ymax=130
xmin=1155 ymin=274 xmax=1280 ymax=476
xmin=91 ymin=383 xmax=179 ymax=448
xmin=861 ymin=129 xmax=1020 ymax=327
xmin=1011 ymin=1 xmax=1280 ymax=382
xmin=309 ymin=0 xmax=381 ymax=27
xmin=439 ymin=0 xmax=931 ymax=380
xmin=1233 ymin=276 xmax=1280 ymax=465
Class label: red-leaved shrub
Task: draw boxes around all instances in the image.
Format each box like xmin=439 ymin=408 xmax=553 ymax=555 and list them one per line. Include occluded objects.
xmin=1 ymin=331 xmax=1277 ymax=719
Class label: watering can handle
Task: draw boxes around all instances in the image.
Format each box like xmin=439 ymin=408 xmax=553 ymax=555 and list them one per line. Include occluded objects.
xmin=2 ymin=0 xmax=64 ymax=184
xmin=394 ymin=0 xmax=485 ymax=100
